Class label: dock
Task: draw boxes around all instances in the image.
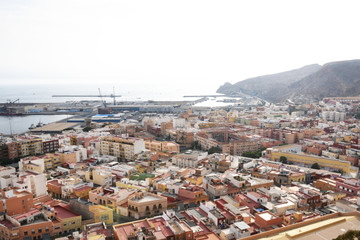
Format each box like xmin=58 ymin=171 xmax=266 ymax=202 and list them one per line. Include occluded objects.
xmin=183 ymin=94 xmax=225 ymax=98
xmin=30 ymin=122 xmax=80 ymax=133
xmin=52 ymin=95 xmax=121 ymax=97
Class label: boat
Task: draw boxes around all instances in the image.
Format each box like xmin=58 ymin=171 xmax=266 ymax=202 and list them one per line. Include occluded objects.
xmin=29 ymin=124 xmax=36 ymax=130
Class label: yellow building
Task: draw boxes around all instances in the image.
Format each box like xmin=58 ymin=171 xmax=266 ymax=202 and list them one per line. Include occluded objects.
xmin=186 ymin=175 xmax=204 ymax=185
xmin=54 ymin=205 xmax=82 ymax=234
xmin=287 ymin=172 xmax=305 ymax=183
xmin=73 ymin=185 xmax=92 ymax=199
xmin=198 ymin=122 xmax=217 ymax=129
xmin=155 ymin=182 xmax=167 ymax=192
xmin=269 ymin=146 xmax=351 ymax=174
xmin=85 ymin=167 xmax=114 ymax=186
xmin=19 ymin=156 xmax=45 ymax=173
xmin=44 ymin=153 xmax=61 ymax=170
xmin=343 ymin=135 xmax=353 ymax=142
xmin=89 ymin=205 xmax=113 ymax=225
xmin=144 ymin=140 xmax=180 ymax=153
xmin=101 ymin=137 xmax=144 ymax=160
xmin=17 ymin=137 xmax=43 ymax=157
xmin=135 ymin=165 xmax=146 ymax=173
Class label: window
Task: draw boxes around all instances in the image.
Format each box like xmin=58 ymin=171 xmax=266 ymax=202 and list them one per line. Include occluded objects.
xmin=38 ymin=228 xmax=42 ymax=233
xmin=24 ymin=231 xmax=28 ymax=236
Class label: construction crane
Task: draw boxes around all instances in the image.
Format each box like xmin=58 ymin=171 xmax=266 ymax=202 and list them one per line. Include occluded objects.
xmin=112 ymin=86 xmax=116 ymax=105
xmin=98 ymin=88 xmax=107 ymax=108
xmin=6 ymin=98 xmax=19 ymax=105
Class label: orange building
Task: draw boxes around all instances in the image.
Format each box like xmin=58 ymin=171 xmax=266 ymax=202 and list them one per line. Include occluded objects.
xmin=0 ymin=189 xmax=34 ymax=216
xmin=313 ymin=178 xmax=337 ymax=192
xmin=178 ymin=184 xmax=209 ymax=207
xmin=0 ymin=208 xmax=53 ymax=240
xmin=47 ymin=179 xmax=64 ymax=199
xmin=11 ymin=209 xmax=53 ymax=240
xmin=59 ymin=151 xmax=77 ymax=164
xmin=73 ymin=185 xmax=92 ymax=199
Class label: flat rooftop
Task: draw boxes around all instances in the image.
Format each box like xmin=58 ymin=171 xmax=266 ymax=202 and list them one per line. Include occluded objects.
xmin=132 ymin=195 xmax=160 ymax=203
xmin=31 ymin=122 xmax=79 ymax=133
xmin=54 ymin=206 xmax=80 ymax=219
xmin=256 ymin=214 xmax=360 ymax=240
xmin=259 ymin=212 xmax=276 ymax=221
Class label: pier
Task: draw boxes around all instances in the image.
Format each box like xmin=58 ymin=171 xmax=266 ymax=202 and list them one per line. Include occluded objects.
xmin=183 ymin=94 xmax=225 ymax=98
xmin=52 ymin=95 xmax=121 ymax=97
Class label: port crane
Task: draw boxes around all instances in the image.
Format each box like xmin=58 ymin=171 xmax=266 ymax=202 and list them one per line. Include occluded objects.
xmin=6 ymin=98 xmax=19 ymax=105
xmin=52 ymin=87 xmax=120 ymax=105
xmin=98 ymin=88 xmax=107 ymax=108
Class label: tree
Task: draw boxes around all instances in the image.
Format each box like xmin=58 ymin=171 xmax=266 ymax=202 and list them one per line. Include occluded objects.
xmin=242 ymin=147 xmax=266 ymax=159
xmin=83 ymin=126 xmax=93 ymax=132
xmin=191 ymin=141 xmax=200 ymax=150
xmin=311 ymin=163 xmax=321 ymax=169
xmin=208 ymin=146 xmax=222 ymax=154
xmin=279 ymin=156 xmax=288 ymax=164
xmin=355 ymin=112 xmax=360 ymax=120
xmin=166 ymin=134 xmax=171 ymax=141
xmin=333 ymin=230 xmax=360 ymax=240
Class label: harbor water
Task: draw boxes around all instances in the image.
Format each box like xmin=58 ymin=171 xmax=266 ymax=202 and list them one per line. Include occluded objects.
xmin=0 ymin=115 xmax=70 ymax=135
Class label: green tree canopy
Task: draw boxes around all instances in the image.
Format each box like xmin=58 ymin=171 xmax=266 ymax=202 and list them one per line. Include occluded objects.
xmin=333 ymin=230 xmax=360 ymax=240
xmin=208 ymin=146 xmax=222 ymax=154
xmin=83 ymin=126 xmax=93 ymax=132
xmin=279 ymin=156 xmax=288 ymax=164
xmin=311 ymin=162 xmax=321 ymax=169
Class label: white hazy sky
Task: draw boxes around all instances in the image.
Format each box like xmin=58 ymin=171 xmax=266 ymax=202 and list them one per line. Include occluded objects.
xmin=1 ymin=0 xmax=360 ymax=87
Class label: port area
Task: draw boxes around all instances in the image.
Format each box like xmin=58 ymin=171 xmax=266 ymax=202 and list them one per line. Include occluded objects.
xmin=0 ymin=98 xmax=205 ymax=117
xmin=0 ymin=101 xmax=98 ymax=116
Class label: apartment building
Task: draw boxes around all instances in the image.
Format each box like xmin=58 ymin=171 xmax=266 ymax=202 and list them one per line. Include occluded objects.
xmin=268 ymin=145 xmax=351 ymax=174
xmin=144 ymin=140 xmax=180 ymax=153
xmin=172 ymin=151 xmax=208 ymax=168
xmin=85 ymin=166 xmax=114 ymax=186
xmin=127 ymin=192 xmax=167 ymax=219
xmin=43 ymin=153 xmax=61 ymax=170
xmin=89 ymin=205 xmax=113 ymax=225
xmin=70 ymin=134 xmax=99 ymax=148
xmin=230 ymin=136 xmax=262 ymax=156
xmin=53 ymin=205 xmax=82 ymax=234
xmin=47 ymin=179 xmax=63 ymax=199
xmin=5 ymin=209 xmax=53 ymax=240
xmin=0 ymin=142 xmax=8 ymax=160
xmin=19 ymin=156 xmax=45 ymax=173
xmin=100 ymin=137 xmax=145 ymax=160
xmin=89 ymin=187 xmax=134 ymax=209
xmin=0 ymin=189 xmax=34 ymax=216
xmin=17 ymin=137 xmax=43 ymax=157
xmin=6 ymin=142 xmax=18 ymax=159
xmin=178 ymin=184 xmax=209 ymax=208
xmin=203 ymin=175 xmax=228 ymax=200
xmin=42 ymin=138 xmax=59 ymax=153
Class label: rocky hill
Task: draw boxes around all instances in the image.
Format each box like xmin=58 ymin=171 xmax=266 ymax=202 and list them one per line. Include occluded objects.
xmin=217 ymin=60 xmax=360 ymax=103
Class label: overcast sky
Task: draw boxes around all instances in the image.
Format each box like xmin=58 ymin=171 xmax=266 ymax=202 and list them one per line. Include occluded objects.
xmin=1 ymin=0 xmax=360 ymax=87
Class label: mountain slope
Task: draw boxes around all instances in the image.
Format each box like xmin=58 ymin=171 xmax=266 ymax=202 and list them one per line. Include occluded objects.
xmin=217 ymin=59 xmax=360 ymax=103
xmin=217 ymin=64 xmax=321 ymax=102
xmin=286 ymin=60 xmax=360 ymax=102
